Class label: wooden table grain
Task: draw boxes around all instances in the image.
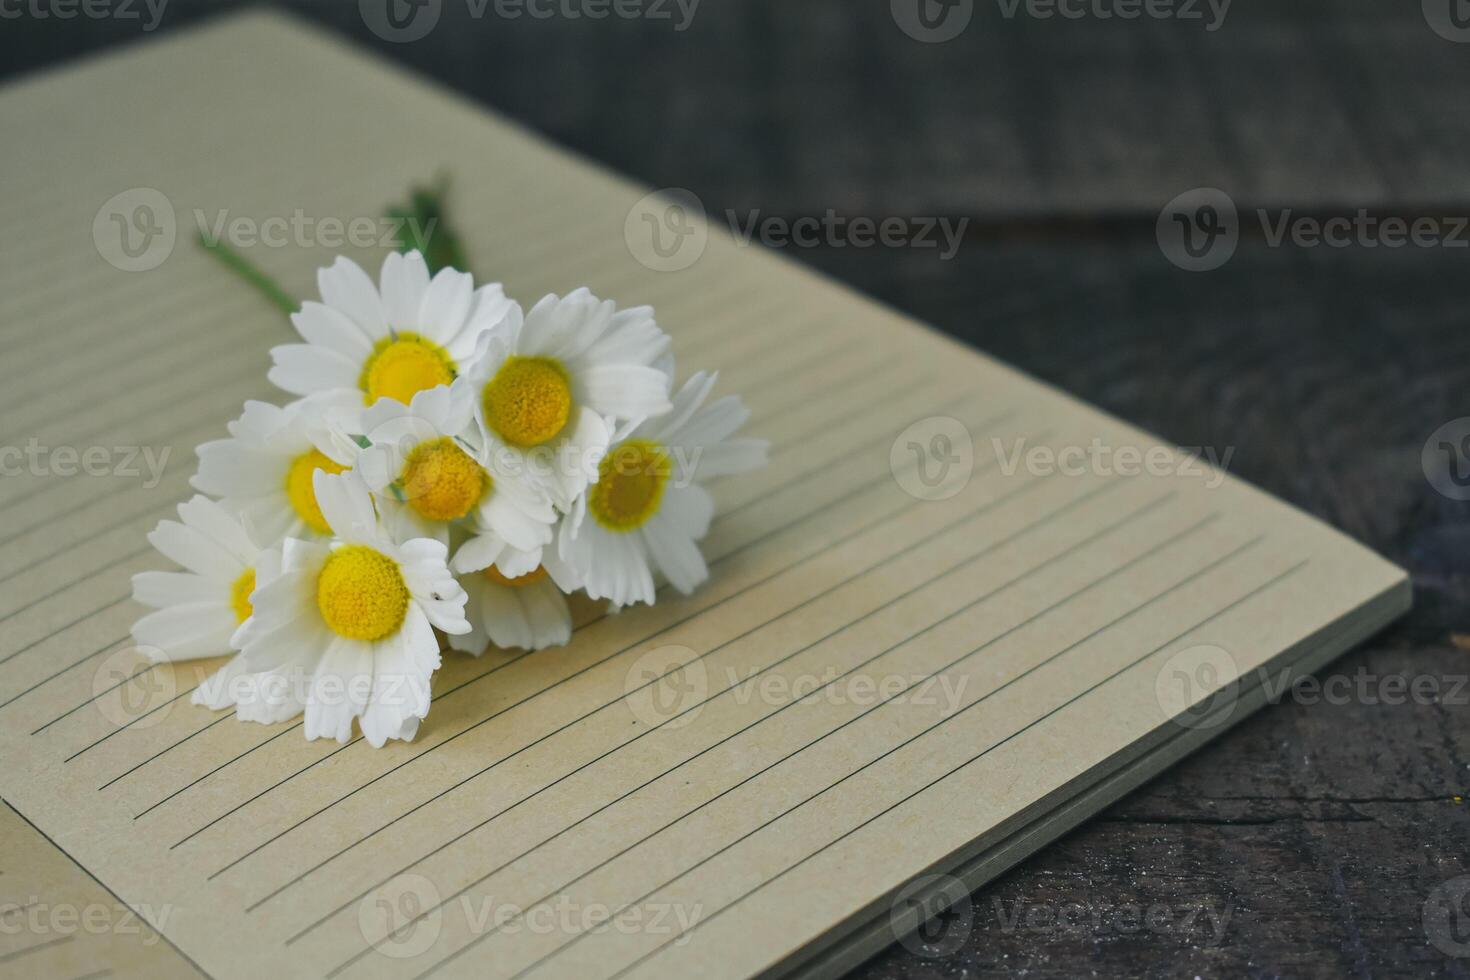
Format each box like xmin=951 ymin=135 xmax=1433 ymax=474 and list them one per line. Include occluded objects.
xmin=4 ymin=2 xmax=1467 ymax=977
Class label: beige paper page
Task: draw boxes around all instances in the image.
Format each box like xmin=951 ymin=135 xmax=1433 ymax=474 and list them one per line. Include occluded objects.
xmin=0 ymin=12 xmax=1408 ymax=980
xmin=0 ymin=800 xmax=205 ymax=979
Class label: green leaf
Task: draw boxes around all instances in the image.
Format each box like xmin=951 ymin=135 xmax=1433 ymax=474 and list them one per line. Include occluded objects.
xmin=387 ymin=175 xmax=469 ymax=274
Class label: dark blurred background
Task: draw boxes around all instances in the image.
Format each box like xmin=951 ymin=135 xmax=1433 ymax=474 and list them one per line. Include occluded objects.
xmin=6 ymin=2 xmax=1469 ymax=977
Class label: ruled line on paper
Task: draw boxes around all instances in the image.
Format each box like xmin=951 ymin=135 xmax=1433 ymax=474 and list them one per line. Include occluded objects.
xmin=366 ymin=498 xmax=1233 ymax=980
xmin=0 ymin=599 xmax=132 ymax=670
xmin=0 ymin=933 xmax=73 ymax=965
xmin=95 ymin=714 xmax=239 ymax=793
xmin=0 ymin=640 xmax=133 ymax=715
xmin=2 ymin=632 xmax=131 ymax=705
xmin=31 ymin=666 xmax=182 ymax=737
xmin=598 ymin=559 xmax=1309 ymax=980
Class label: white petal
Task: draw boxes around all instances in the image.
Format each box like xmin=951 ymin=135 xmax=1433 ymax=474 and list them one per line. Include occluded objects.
xmin=478 ymin=490 xmax=554 ymax=553
xmin=448 ymin=284 xmax=519 ymax=362
xmin=192 ymin=441 xmax=287 ymax=498
xmin=269 ymin=344 xmax=360 ymax=397
xmin=517 ymin=291 xmax=605 ymax=362
xmin=132 ymin=603 xmax=237 ymax=662
xmin=147 ymin=518 xmax=243 ymax=580
xmin=659 ymin=483 xmax=714 ymax=540
xmin=176 ymin=495 xmax=260 ymax=564
xmin=132 ymin=570 xmax=220 ymax=609
xmin=359 ymin=615 xmax=436 ymax=748
xmin=380 ymin=250 xmax=432 ymax=331
xmin=304 ymin=636 xmax=374 ymax=743
xmin=641 ymin=371 xmax=717 ymax=443
xmin=577 ymin=304 xmax=671 ymax=369
xmin=319 ymin=256 xmax=388 ymax=339
xmin=450 ymin=532 xmax=506 ymax=574
xmin=576 ymin=364 xmax=672 ymax=423
xmin=642 ymin=514 xmax=709 ymax=595
xmin=417 ymin=267 xmax=475 ymax=346
xmin=571 ymin=522 xmax=655 ymax=607
xmin=292 ymin=302 xmax=374 ymax=360
xmin=313 ymin=471 xmax=380 ymax=544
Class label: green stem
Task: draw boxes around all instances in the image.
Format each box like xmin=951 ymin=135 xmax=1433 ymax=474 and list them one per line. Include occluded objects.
xmin=196 ymin=233 xmax=299 ymax=316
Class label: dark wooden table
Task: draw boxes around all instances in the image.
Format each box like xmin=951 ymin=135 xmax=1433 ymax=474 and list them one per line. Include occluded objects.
xmin=6 ymin=2 xmax=1468 ymax=977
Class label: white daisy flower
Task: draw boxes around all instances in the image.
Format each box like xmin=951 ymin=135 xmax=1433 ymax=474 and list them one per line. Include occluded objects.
xmin=458 ymin=287 xmax=675 ymax=511
xmin=268 ymin=251 xmax=516 ymax=431
xmin=454 ymin=549 xmax=580 ymax=654
xmin=345 ymin=383 xmax=559 ymax=574
xmin=130 ymin=495 xmax=268 ymax=663
xmin=559 ymin=371 xmax=767 ymax=608
xmin=192 ymin=399 xmax=356 ymax=544
xmin=219 ymin=471 xmax=470 ymax=747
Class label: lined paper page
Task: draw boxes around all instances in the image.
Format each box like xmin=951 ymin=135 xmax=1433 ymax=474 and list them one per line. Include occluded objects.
xmin=0 ymin=13 xmax=1407 ymax=980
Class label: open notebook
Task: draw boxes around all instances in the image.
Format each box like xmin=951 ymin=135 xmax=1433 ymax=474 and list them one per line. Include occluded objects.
xmin=0 ymin=12 xmax=1408 ymax=980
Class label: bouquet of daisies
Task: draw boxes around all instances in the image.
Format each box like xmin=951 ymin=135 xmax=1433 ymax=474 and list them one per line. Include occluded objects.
xmin=129 ymin=249 xmax=766 ymax=747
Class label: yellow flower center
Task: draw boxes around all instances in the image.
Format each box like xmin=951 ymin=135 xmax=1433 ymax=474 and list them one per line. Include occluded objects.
xmin=285 ymin=449 xmax=347 ymax=534
xmin=482 ymin=356 xmax=573 ymax=448
xmin=315 ymin=545 xmax=410 ymax=641
xmin=400 ymin=437 xmax=488 ymax=522
xmin=360 ymin=332 xmax=456 ymax=406
xmin=483 ymin=565 xmax=549 ymax=588
xmin=229 ymin=567 xmax=256 ymax=625
xmin=588 ymin=440 xmax=671 ymax=532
